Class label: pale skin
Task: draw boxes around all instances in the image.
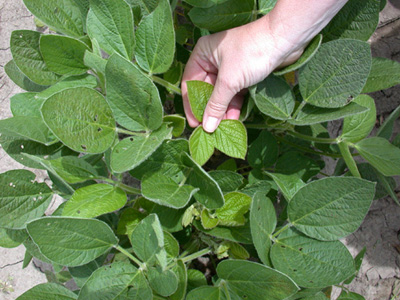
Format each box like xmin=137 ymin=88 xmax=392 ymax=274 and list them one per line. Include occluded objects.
xmin=181 ymin=0 xmax=349 ymax=133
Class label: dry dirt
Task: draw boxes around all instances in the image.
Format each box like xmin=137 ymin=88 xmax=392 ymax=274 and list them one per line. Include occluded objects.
xmin=0 ymin=0 xmax=400 ymax=299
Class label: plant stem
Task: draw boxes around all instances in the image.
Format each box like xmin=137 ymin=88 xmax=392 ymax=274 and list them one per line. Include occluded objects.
xmin=272 ymin=223 xmax=292 ymax=239
xmin=221 ymin=281 xmax=232 ymax=300
xmin=152 ymin=75 xmax=182 ymax=95
xmin=287 ymin=130 xmax=338 ymax=144
xmin=103 ymin=178 xmax=141 ymax=195
xmin=115 ymin=245 xmax=143 ymax=267
xmin=116 ymin=128 xmax=148 ymax=136
xmin=181 ymin=247 xmax=212 ymax=264
xmin=337 ymin=142 xmax=361 ymax=178
xmin=292 ymin=101 xmax=307 ymax=119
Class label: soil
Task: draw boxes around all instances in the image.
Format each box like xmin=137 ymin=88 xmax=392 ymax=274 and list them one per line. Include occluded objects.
xmin=0 ymin=0 xmax=400 ymax=299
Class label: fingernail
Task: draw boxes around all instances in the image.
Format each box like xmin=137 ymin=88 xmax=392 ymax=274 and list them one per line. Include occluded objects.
xmin=203 ymin=117 xmax=219 ymax=133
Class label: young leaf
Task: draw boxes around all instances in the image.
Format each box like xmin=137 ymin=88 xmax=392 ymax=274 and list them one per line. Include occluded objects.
xmin=10 ymin=30 xmax=60 ymax=85
xmin=189 ymin=126 xmax=215 ymax=166
xmin=258 ymin=0 xmax=277 ymax=14
xmin=376 ymin=105 xmax=400 ymax=140
xmin=0 ymin=170 xmax=53 ymax=229
xmin=271 ymin=228 xmax=355 ymax=288
xmin=289 ymin=177 xmax=375 ymax=241
xmin=362 ymin=57 xmax=400 ymax=93
xmin=217 ymin=260 xmax=299 ymax=300
xmin=4 ymin=60 xmax=48 ymax=92
xmin=147 ymin=267 xmax=179 ymax=297
xmin=62 ymin=184 xmax=127 ymax=218
xmin=86 ymin=0 xmax=134 ymax=59
xmin=209 ymin=170 xmax=244 ymax=194
xmin=215 ymin=192 xmax=252 ymax=226
xmin=250 ymin=74 xmax=295 ymax=120
xmin=26 ymin=217 xmax=119 ymax=266
xmin=194 ymin=220 xmax=253 ymax=244
xmin=341 ymin=95 xmax=376 ymax=143
xmin=135 ymin=0 xmax=175 ymax=74
xmin=110 ymin=123 xmax=172 ymax=173
xmin=186 ymin=80 xmax=214 ymax=122
xmin=105 ymin=53 xmax=163 ymax=131
xmin=22 ymin=0 xmax=85 ymax=37
xmin=248 ymin=130 xmax=278 ymax=169
xmin=299 ymin=39 xmax=371 ymax=108
xmin=16 ymin=283 xmax=78 ymax=300
xmin=355 ymin=137 xmax=400 ymax=176
xmin=266 ymin=172 xmax=305 ymax=201
xmin=41 ymin=87 xmax=116 ymax=154
xmin=201 ymin=209 xmax=219 ymax=229
xmin=126 ymin=0 xmax=160 ymax=17
xmin=214 ymin=120 xmax=248 ymax=160
xmin=164 ymin=115 xmax=186 ymax=137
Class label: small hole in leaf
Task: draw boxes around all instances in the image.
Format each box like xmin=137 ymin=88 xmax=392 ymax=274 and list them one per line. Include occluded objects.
xmin=54 ymin=7 xmax=59 ymax=13
xmin=77 ymin=210 xmax=80 ymax=214
xmin=309 ymin=280 xmax=314 ymax=283
xmin=115 ymin=150 xmax=120 ymax=153
xmin=293 ymin=269 xmax=297 ymax=272
xmin=280 ymin=245 xmax=285 ymax=248
xmin=257 ymin=206 xmax=261 ymax=211
xmin=98 ymin=128 xmax=102 ymax=132
xmin=94 ymin=115 xmax=98 ymax=122
xmin=130 ymin=138 xmax=134 ymax=142
xmin=299 ymin=248 xmax=303 ymax=251
xmin=81 ymin=145 xmax=87 ymax=151
xmin=243 ymin=296 xmax=248 ymax=299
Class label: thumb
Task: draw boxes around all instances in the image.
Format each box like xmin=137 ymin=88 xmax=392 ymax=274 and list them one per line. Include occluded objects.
xmin=202 ymin=76 xmax=238 ymax=133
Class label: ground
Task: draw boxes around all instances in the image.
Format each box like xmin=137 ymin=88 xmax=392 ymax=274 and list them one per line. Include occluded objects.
xmin=0 ymin=0 xmax=400 ymax=299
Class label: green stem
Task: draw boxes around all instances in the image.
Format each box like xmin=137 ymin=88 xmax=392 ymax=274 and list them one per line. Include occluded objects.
xmin=337 ymin=142 xmax=361 ymax=178
xmin=292 ymin=101 xmax=307 ymax=119
xmin=152 ymin=75 xmax=182 ymax=95
xmin=272 ymin=223 xmax=291 ymax=239
xmin=287 ymin=130 xmax=337 ymax=144
xmin=115 ymin=245 xmax=143 ymax=267
xmin=103 ymin=178 xmax=141 ymax=195
xmin=181 ymin=247 xmax=212 ymax=264
xmin=116 ymin=127 xmax=148 ymax=136
xmin=221 ymin=281 xmax=232 ymax=300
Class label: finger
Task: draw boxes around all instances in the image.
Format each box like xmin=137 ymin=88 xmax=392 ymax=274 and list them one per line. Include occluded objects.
xmin=226 ymin=92 xmax=245 ymax=120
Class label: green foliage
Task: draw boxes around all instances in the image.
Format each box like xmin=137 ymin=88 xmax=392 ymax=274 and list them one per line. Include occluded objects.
xmin=1 ymin=0 xmax=400 ymax=299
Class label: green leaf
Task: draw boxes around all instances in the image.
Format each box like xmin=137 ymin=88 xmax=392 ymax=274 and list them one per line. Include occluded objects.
xmin=117 ymin=208 xmax=145 ymax=235
xmin=250 ymin=74 xmax=295 ymax=120
xmin=164 ymin=115 xmax=186 ymax=138
xmin=201 ymin=209 xmax=219 ymax=229
xmin=289 ymin=177 xmax=375 ymax=241
xmin=248 ymin=130 xmax=278 ymax=169
xmin=240 ymin=181 xmax=271 ymax=198
xmin=189 ymin=126 xmax=215 ymax=166
xmin=78 ymin=262 xmax=152 ymax=300
xmin=215 ymin=192 xmax=252 ymax=226
xmin=4 ymin=60 xmax=48 ymax=92
xmin=130 ymin=214 xmax=167 ymax=268
xmin=135 ymin=0 xmax=175 ymax=73
xmin=337 ymin=291 xmax=365 ymax=300
xmin=182 ymin=152 xmax=224 ymax=209
xmin=16 ymin=283 xmax=78 ymax=300
xmin=0 ymin=228 xmax=28 ymax=248
xmin=209 ymin=170 xmax=244 ymax=194
xmin=344 ymin=247 xmax=366 ymax=284
xmin=147 ymin=267 xmax=179 ymax=297
xmin=214 ymin=120 xmax=247 ymax=160
xmin=341 ymin=95 xmax=376 ymax=143
xmin=141 ymin=171 xmax=198 ymax=209
xmin=110 ymin=123 xmax=172 ymax=173
xmin=289 ymin=102 xmax=368 ymax=126
xmin=105 ymin=53 xmax=163 ymax=131
xmin=0 ymin=170 xmax=53 ymax=229
xmin=41 ymin=87 xmax=116 ymax=154
xmin=23 ymin=0 xmax=84 ymax=37
xmin=10 ymin=93 xmax=43 ymax=117
xmin=217 ymin=260 xmax=299 ymax=300
xmin=376 ymin=105 xmax=400 ymax=140
xmin=27 ymin=217 xmax=118 ymax=266
xmin=40 ymin=35 xmax=89 ymax=76
xmin=266 ymin=173 xmax=305 ymax=201
xmin=11 ymin=30 xmax=60 ymax=85
xmin=274 ymin=151 xmax=321 ymax=182
xmin=362 ymin=57 xmax=400 ymax=93
xmin=299 ymin=39 xmax=371 ymax=108
xmin=86 ymin=0 xmax=134 ymax=59
xmin=250 ymin=192 xmax=276 ymax=266
xmin=184 ymin=0 xmax=229 ymax=8
xmin=187 ymin=269 xmax=207 ymax=292
xmin=274 ymin=34 xmax=322 ymax=76
xmin=84 ymin=50 xmax=107 ymax=76
xmin=271 ymin=228 xmax=355 ymax=288
xmin=150 ymin=204 xmax=186 ymax=233
xmin=62 ymin=184 xmax=126 ymax=218
xmin=170 ymin=260 xmax=187 ymax=300
xmin=186 ymin=286 xmax=228 ymax=300
xmin=186 ymin=80 xmax=214 ymax=123
xmin=189 ymin=0 xmax=255 ymax=32
xmin=69 ymin=256 xmax=106 ymax=288
xmin=163 ymin=231 xmax=180 ymax=259
xmin=355 ymin=137 xmax=400 ymax=176
xmin=322 ymin=0 xmax=380 ymax=42
xmin=258 ymin=0 xmax=277 ymax=14
xmin=194 ymin=220 xmax=253 ymax=244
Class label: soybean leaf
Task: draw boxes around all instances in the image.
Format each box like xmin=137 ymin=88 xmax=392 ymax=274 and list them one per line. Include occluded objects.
xmin=322 ymin=0 xmax=380 ymax=42
xmin=110 ymin=123 xmax=172 ymax=173
xmin=341 ymin=95 xmax=376 ymax=143
xmin=274 ymin=34 xmax=322 ymax=76
xmin=11 ymin=30 xmax=60 ymax=85
xmin=186 ymin=286 xmax=228 ymax=300
xmin=147 ymin=267 xmax=179 ymax=297
xmin=187 ymin=80 xmax=214 ymax=122
xmin=275 ymin=151 xmax=321 ymax=182
xmin=215 ymin=192 xmax=252 ymax=226
xmin=189 ymin=0 xmax=255 ymax=32
xmin=214 ymin=120 xmax=247 ymax=160
xmin=40 ymin=35 xmax=89 ymax=76
xmin=194 ymin=220 xmax=252 ymax=244
xmin=4 ymin=60 xmax=48 ymax=92
xmin=149 ymin=204 xmax=186 ymax=233
xmin=0 ymin=228 xmax=28 ymax=248
xmin=105 ymin=53 xmax=163 ymax=131
xmin=266 ymin=172 xmax=305 ymax=201
xmin=117 ymin=208 xmax=146 ymax=236
xmin=182 ymin=153 xmax=224 ymax=209
xmin=201 ymin=209 xmax=219 ymax=229
xmin=355 ymin=137 xmax=400 ymax=176
xmin=271 ymin=228 xmax=355 ymax=288
xmin=362 ymin=57 xmax=400 ymax=93
xmin=299 ymin=39 xmax=371 ymax=108
xmin=250 ymin=74 xmax=295 ymax=120
xmin=41 ymin=87 xmax=116 ymax=154
xmin=27 ymin=217 xmax=118 ymax=266
xmin=170 ymin=260 xmax=187 ymax=300
xmin=10 ymin=93 xmax=42 ymax=117
xmin=69 ymin=255 xmax=106 ymax=288
xmin=62 ymin=184 xmax=126 ymax=218
xmin=23 ymin=0 xmax=85 ymax=37
xmin=163 ymin=231 xmax=179 ymax=259
xmin=23 ymin=236 xmax=53 ymax=264
xmin=289 ymin=102 xmax=368 ymax=126
xmin=135 ymin=0 xmax=175 ymax=74
xmin=344 ymin=247 xmax=366 ymax=284
xmin=86 ymin=0 xmax=134 ymax=59
xmin=125 ymin=0 xmax=160 ymax=18
xmin=337 ymin=291 xmax=365 ymax=300
xmin=248 ymin=130 xmax=278 ymax=169
xmin=83 ymin=50 xmax=107 ymax=76
xmin=164 ymin=115 xmax=186 ymax=137
xmin=258 ymin=0 xmax=278 ymax=14
xmin=141 ymin=171 xmax=198 ymax=209
xmin=289 ymin=177 xmax=375 ymax=241
xmin=240 ymin=181 xmax=271 ymax=198
xmin=217 ymin=260 xmax=299 ymax=300
xmin=78 ymin=262 xmax=152 ymax=300
xmin=376 ymin=105 xmax=400 ymax=140
xmin=189 ymin=126 xmax=215 ymax=166
xmin=250 ymin=192 xmax=276 ymax=266
xmin=0 ymin=170 xmax=53 ymax=229
xmin=209 ymin=170 xmax=244 ymax=194
xmin=16 ymin=283 xmax=78 ymax=300
xmin=184 ymin=0 xmax=229 ymax=8
xmin=187 ymin=269 xmax=207 ymax=292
